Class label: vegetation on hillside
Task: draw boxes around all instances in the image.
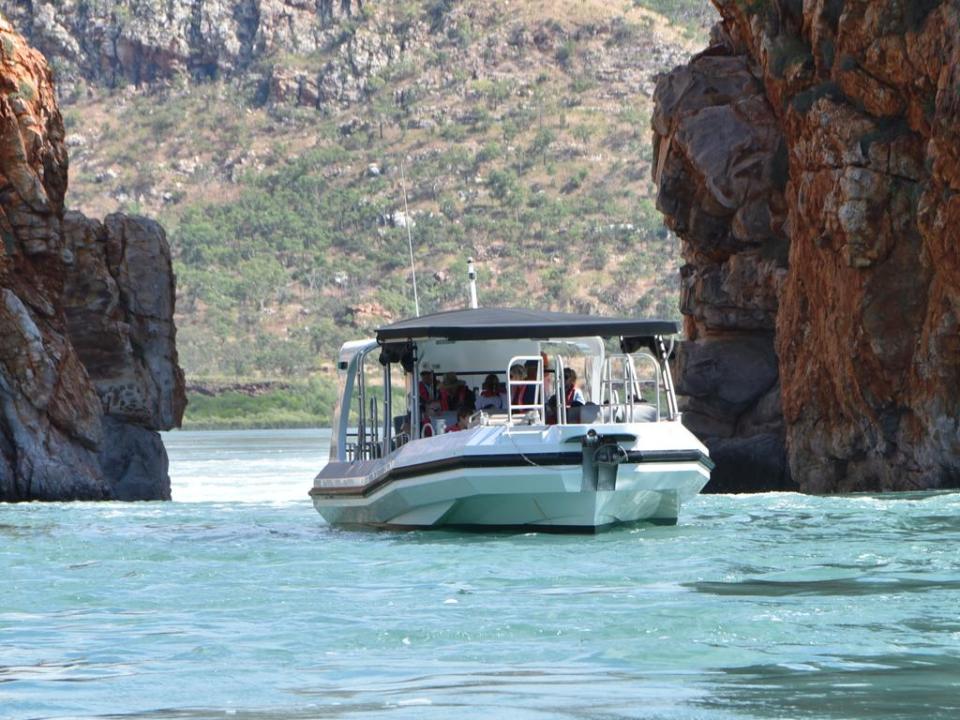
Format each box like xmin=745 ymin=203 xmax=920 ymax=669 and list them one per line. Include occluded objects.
xmin=183 ymin=380 xmax=338 ymax=429
xmin=59 ymin=0 xmax=717 ymax=412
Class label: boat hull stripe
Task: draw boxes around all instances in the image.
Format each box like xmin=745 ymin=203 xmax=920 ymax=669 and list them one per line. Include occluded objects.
xmin=310 ymin=449 xmax=714 ymax=498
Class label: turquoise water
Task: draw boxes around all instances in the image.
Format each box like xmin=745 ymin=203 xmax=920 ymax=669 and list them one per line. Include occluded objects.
xmin=2 ymin=430 xmax=959 ymax=719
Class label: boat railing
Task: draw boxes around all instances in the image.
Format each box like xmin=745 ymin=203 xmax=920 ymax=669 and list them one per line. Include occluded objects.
xmin=599 ymin=349 xmax=679 ymax=422
xmin=658 ymin=335 xmax=680 ymax=420
xmin=345 ymin=348 xmax=385 ymax=462
xmin=506 ymin=354 xmax=543 ymax=425
xmin=633 ymin=353 xmax=662 ymax=421
xmin=599 ymin=353 xmax=662 ymax=423
xmin=554 ymin=354 xmax=567 ymax=426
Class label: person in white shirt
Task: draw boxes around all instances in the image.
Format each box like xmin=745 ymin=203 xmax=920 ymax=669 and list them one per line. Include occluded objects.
xmin=477 ymin=373 xmax=507 ymax=410
xmin=562 ymin=368 xmax=585 ymax=407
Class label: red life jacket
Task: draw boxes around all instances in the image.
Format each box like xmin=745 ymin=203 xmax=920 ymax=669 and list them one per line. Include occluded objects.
xmin=565 ymin=384 xmax=577 ymax=406
xmin=511 ymin=384 xmax=525 ymax=409
xmin=439 ymin=384 xmax=467 ymax=411
xmin=419 ymin=381 xmax=432 ymax=404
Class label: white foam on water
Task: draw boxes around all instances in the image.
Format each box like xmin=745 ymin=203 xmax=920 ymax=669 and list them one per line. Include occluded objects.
xmin=162 ymin=428 xmax=330 ymax=504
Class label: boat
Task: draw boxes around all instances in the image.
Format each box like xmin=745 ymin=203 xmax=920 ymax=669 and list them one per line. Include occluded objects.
xmin=310 ymin=274 xmax=712 ymax=532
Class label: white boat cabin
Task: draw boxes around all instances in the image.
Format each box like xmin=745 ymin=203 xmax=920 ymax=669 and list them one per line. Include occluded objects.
xmin=329 ymin=308 xmax=680 ymax=463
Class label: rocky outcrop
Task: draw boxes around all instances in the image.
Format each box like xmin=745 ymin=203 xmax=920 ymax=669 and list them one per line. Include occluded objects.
xmin=0 ymin=16 xmax=184 ymax=501
xmin=61 ymin=212 xmax=186 ymax=499
xmin=654 ymin=1 xmax=960 ymax=492
xmin=0 ymin=0 xmax=384 ymax=104
xmin=62 ymin=213 xmax=184 ymax=431
xmin=0 ymin=1 xmax=704 ymax=112
xmin=653 ymin=50 xmax=793 ymax=493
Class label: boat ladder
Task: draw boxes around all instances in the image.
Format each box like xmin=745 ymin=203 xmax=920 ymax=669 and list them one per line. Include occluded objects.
xmin=506 ymin=355 xmax=543 ymax=426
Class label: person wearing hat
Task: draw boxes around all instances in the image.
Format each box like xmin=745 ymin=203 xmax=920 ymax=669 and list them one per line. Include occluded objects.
xmin=439 ymin=372 xmax=470 ymax=411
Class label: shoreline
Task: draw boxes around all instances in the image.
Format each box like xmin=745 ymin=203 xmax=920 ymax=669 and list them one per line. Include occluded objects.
xmin=182 ymin=378 xmax=336 ymax=431
xmin=178 ymin=419 xmax=328 ymax=431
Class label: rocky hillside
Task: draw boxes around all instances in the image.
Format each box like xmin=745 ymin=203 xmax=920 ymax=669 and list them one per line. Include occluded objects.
xmin=0 ymin=0 xmax=716 ymax=378
xmin=0 ymin=16 xmax=184 ymax=501
xmin=654 ymin=0 xmax=959 ymax=492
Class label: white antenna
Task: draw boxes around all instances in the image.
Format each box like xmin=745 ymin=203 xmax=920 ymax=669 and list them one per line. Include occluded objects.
xmin=467 ymin=257 xmax=479 ymax=309
xmin=400 ymin=161 xmax=420 ymax=317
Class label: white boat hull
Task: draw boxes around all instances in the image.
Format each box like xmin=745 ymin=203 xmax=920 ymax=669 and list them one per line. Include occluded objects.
xmin=311 ymin=423 xmax=711 ymax=532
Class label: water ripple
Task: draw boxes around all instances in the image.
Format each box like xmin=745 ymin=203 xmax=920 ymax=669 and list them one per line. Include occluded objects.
xmin=1 ymin=430 xmax=957 ymax=720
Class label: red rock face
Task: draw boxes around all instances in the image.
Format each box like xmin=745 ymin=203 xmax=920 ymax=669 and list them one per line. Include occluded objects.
xmin=0 ymin=16 xmax=185 ymax=501
xmin=652 ymin=49 xmax=793 ymax=492
xmin=654 ymin=1 xmax=960 ymax=491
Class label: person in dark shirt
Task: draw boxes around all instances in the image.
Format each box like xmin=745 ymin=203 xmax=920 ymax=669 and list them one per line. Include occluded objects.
xmin=522 ymin=359 xmax=540 ymax=405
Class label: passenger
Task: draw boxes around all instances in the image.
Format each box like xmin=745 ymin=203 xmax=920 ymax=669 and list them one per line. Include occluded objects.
xmin=522 ymin=359 xmax=540 ymax=405
xmin=447 ymin=406 xmax=473 ymax=432
xmin=541 ymin=352 xmax=554 ymax=398
xmin=545 ymin=368 xmax=584 ymax=424
xmin=478 ymin=373 xmax=506 ymax=410
xmin=509 ymin=364 xmax=527 ymax=410
xmin=562 ymin=367 xmax=585 ymax=407
xmin=439 ymin=372 xmax=469 ymax=411
xmin=394 ymin=416 xmax=412 ymax=449
xmin=418 ymin=370 xmax=435 ymax=405
xmin=420 ymin=399 xmax=442 ymax=434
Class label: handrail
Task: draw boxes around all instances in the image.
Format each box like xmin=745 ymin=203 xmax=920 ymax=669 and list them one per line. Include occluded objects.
xmin=356 ymin=348 xmax=369 ymax=458
xmin=658 ymin=335 xmax=680 ymax=420
xmin=554 ymin=354 xmax=566 ymax=426
xmin=632 ymin=352 xmax=662 ymax=421
xmin=599 ymin=353 xmax=641 ymax=422
xmin=599 ymin=347 xmax=677 ymax=423
xmin=369 ymin=395 xmax=379 ymax=458
xmin=506 ymin=354 xmax=543 ymax=425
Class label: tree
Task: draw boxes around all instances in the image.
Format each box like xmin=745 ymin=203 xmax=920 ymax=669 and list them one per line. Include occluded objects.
xmin=234 ymin=256 xmax=287 ymax=310
xmin=487 ymin=169 xmax=525 ymax=220
xmin=530 ymin=128 xmax=556 ymax=167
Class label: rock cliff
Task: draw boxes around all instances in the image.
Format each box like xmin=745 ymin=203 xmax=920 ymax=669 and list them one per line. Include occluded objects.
xmin=654 ymin=1 xmax=959 ymax=492
xmin=0 ymin=16 xmax=184 ymax=501
xmin=2 ymin=0 xmax=385 ymax=104
xmin=0 ymin=0 xmax=702 ymax=111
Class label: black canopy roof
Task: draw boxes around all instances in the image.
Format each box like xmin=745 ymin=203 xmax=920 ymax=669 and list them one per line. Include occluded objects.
xmin=376 ymin=308 xmax=677 ymax=343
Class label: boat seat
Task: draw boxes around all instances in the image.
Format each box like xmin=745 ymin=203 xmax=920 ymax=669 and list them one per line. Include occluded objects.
xmin=591 ymin=403 xmax=658 ymax=423
xmin=633 ymin=403 xmax=658 ymax=423
xmin=473 ymin=410 xmax=512 ymax=427
xmin=597 ymin=405 xmax=621 ymax=423
xmin=578 ymin=403 xmax=600 ymax=424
